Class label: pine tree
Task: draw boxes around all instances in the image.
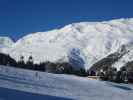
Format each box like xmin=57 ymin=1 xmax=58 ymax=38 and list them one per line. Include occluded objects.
xmin=18 ymin=56 xmax=25 ymax=68
xmin=26 ymin=56 xmax=34 ymax=69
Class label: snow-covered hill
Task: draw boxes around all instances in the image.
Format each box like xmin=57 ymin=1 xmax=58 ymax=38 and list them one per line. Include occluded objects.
xmin=0 ymin=36 xmax=14 ymax=53
xmin=0 ymin=65 xmax=133 ymax=100
xmin=2 ymin=18 xmax=133 ymax=70
xmin=0 ymin=36 xmax=14 ymax=48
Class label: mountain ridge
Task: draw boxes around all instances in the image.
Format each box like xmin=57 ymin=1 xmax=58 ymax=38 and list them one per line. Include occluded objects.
xmin=1 ymin=18 xmax=133 ymax=70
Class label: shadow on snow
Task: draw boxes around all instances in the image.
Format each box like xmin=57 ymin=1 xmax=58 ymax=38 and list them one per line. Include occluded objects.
xmin=0 ymin=87 xmax=74 ymax=100
xmin=106 ymin=82 xmax=132 ymax=91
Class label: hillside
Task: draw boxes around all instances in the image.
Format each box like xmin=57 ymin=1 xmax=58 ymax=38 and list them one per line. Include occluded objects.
xmin=2 ymin=18 xmax=133 ymax=70
xmin=0 ymin=36 xmax=14 ymax=50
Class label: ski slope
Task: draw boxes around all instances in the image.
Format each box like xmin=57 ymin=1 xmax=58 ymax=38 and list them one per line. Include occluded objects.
xmin=0 ymin=65 xmax=133 ymax=100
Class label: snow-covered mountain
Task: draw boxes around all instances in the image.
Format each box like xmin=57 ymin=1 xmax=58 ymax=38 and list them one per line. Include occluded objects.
xmin=113 ymin=44 xmax=133 ymax=70
xmin=0 ymin=36 xmax=14 ymax=48
xmin=2 ymin=18 xmax=133 ymax=70
xmin=0 ymin=36 xmax=14 ymax=53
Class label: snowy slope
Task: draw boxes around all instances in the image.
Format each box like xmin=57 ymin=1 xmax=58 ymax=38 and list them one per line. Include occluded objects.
xmin=113 ymin=44 xmax=133 ymax=70
xmin=0 ymin=36 xmax=14 ymax=53
xmin=0 ymin=65 xmax=133 ymax=100
xmin=3 ymin=18 xmax=133 ymax=69
xmin=0 ymin=36 xmax=14 ymax=47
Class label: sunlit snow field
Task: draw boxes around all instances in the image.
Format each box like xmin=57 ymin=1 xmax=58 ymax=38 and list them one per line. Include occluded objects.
xmin=0 ymin=65 xmax=133 ymax=100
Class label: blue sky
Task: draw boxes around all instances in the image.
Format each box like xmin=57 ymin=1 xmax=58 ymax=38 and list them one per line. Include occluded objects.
xmin=0 ymin=0 xmax=133 ymax=40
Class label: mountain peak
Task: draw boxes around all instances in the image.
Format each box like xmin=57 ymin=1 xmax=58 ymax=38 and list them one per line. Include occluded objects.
xmin=2 ymin=18 xmax=133 ymax=70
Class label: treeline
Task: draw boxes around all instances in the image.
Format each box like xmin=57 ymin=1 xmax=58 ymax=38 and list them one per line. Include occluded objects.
xmin=97 ymin=66 xmax=133 ymax=83
xmin=0 ymin=53 xmax=87 ymax=77
xmin=0 ymin=52 xmax=133 ymax=83
xmin=89 ymin=51 xmax=133 ymax=83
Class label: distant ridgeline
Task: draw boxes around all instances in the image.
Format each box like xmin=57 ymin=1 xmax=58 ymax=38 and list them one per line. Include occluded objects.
xmin=0 ymin=52 xmax=87 ymax=77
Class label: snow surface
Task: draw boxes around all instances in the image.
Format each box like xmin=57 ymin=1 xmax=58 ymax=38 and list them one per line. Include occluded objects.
xmin=2 ymin=18 xmax=133 ymax=69
xmin=0 ymin=36 xmax=14 ymax=53
xmin=113 ymin=44 xmax=133 ymax=70
xmin=0 ymin=65 xmax=133 ymax=100
xmin=0 ymin=87 xmax=71 ymax=100
xmin=0 ymin=36 xmax=14 ymax=48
